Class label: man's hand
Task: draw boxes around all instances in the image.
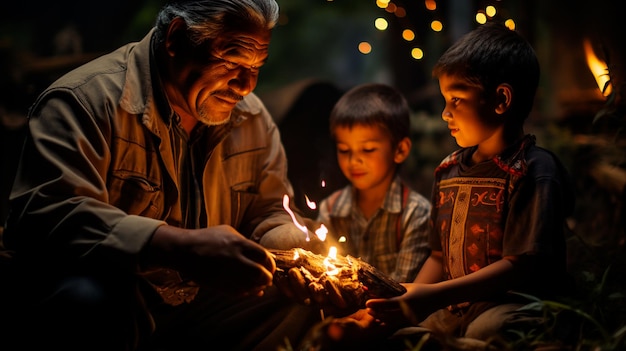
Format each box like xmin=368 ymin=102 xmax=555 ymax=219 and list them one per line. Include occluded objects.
xmin=274 ymin=266 xmax=353 ymax=315
xmin=299 ymin=308 xmax=393 ymax=350
xmin=146 ymin=224 xmax=276 ymax=297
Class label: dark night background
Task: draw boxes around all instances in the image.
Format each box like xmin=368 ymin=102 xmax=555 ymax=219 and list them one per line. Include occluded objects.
xmin=1 ymin=1 xmax=625 ymax=347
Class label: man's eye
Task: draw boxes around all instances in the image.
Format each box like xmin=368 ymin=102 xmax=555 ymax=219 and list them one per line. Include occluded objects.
xmin=222 ymin=60 xmax=239 ymax=70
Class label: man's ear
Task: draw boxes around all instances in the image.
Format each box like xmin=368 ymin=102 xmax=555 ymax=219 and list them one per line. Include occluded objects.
xmin=394 ymin=137 xmax=412 ymax=164
xmin=495 ymin=83 xmax=513 ymax=114
xmin=164 ymin=17 xmax=190 ymax=58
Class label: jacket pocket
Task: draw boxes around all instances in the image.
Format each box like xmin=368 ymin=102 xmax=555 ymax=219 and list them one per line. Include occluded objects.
xmin=109 ymin=170 xmax=162 ymax=218
xmin=230 ymin=181 xmax=258 ymax=227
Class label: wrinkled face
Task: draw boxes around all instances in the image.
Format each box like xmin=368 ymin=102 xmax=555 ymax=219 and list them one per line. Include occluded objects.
xmin=438 ymin=73 xmax=500 ymax=148
xmin=334 ymin=124 xmax=398 ymax=192
xmin=172 ymin=29 xmax=271 ymax=126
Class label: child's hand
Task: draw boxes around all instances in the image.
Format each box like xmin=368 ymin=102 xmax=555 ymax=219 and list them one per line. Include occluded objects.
xmin=366 ymin=283 xmax=441 ymax=326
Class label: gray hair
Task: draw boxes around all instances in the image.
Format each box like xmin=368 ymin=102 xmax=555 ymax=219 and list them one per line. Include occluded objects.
xmin=154 ymin=0 xmax=279 ymax=46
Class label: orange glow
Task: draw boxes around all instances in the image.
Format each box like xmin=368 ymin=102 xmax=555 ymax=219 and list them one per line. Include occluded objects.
xmin=402 ymin=29 xmax=415 ymax=41
xmin=323 ymin=246 xmax=339 ymax=275
xmin=394 ymin=7 xmax=406 ymax=18
xmin=358 ymin=42 xmax=372 ymax=54
xmin=376 ymin=0 xmax=389 ymax=9
xmin=584 ymin=39 xmax=612 ymax=96
xmin=431 ymin=20 xmax=443 ymax=32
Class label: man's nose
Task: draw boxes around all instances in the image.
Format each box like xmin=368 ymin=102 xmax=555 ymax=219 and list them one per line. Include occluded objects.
xmin=229 ymin=69 xmax=257 ymax=96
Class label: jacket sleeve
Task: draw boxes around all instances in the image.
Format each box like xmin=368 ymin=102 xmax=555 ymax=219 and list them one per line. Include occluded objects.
xmin=4 ymin=90 xmax=162 ymax=269
xmin=240 ymin=97 xmax=313 ymax=249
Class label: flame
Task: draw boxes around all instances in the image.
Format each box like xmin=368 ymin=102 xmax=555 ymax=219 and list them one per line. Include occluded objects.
xmin=584 ymin=38 xmax=612 ymax=96
xmin=338 ymin=236 xmax=347 ymax=243
xmin=314 ymin=224 xmax=328 ymax=242
xmin=283 ymin=194 xmax=340 ymax=276
xmin=321 ymin=180 xmax=326 ymax=188
xmin=323 ymin=246 xmax=339 ymax=275
xmin=283 ymin=194 xmax=311 ymax=241
xmin=305 ymin=194 xmax=317 ymax=210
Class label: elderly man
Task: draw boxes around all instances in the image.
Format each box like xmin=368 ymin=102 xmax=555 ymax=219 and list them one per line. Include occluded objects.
xmin=2 ymin=1 xmax=325 ymax=350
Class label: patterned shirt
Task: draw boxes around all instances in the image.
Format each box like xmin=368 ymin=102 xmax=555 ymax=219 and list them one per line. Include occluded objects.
xmin=317 ymin=175 xmax=431 ymax=283
xmin=431 ymin=135 xmax=574 ymax=298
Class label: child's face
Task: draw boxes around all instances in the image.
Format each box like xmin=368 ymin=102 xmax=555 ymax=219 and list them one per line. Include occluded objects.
xmin=438 ymin=73 xmax=502 ymax=148
xmin=334 ymin=124 xmax=398 ymax=192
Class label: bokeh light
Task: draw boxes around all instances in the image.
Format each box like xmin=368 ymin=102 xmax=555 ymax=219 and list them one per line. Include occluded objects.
xmin=475 ymin=12 xmax=487 ymax=24
xmin=358 ymin=41 xmax=372 ymax=54
xmin=431 ymin=20 xmax=443 ymax=32
xmin=505 ymin=19 xmax=516 ymax=30
xmin=375 ymin=17 xmax=389 ymax=31
xmin=402 ymin=29 xmax=415 ymax=41
xmin=411 ymin=47 xmax=424 ymax=60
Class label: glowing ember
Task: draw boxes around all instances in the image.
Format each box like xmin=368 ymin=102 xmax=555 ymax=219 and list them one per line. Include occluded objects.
xmin=327 ymin=246 xmax=337 ymax=259
xmin=338 ymin=236 xmax=347 ymax=243
xmin=323 ymin=246 xmax=339 ymax=276
xmin=315 ymin=224 xmax=328 ymax=242
xmin=305 ymin=194 xmax=317 ymax=210
xmin=584 ymin=38 xmax=612 ymax=96
xmin=293 ymin=249 xmax=300 ymax=260
xmin=321 ymin=180 xmax=326 ymax=188
xmin=283 ymin=194 xmax=311 ymax=241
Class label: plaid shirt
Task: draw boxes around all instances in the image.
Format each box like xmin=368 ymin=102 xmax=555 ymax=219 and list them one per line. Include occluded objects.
xmin=317 ymin=175 xmax=431 ymax=282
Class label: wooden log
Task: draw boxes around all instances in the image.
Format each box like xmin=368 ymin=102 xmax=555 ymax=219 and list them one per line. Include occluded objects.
xmin=270 ymin=248 xmax=406 ymax=312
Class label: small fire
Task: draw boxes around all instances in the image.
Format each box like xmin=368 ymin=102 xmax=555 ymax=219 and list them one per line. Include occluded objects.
xmin=584 ymin=38 xmax=612 ymax=97
xmin=323 ymin=246 xmax=339 ymax=276
xmin=282 ymin=194 xmax=340 ymax=276
xmin=315 ymin=224 xmax=328 ymax=242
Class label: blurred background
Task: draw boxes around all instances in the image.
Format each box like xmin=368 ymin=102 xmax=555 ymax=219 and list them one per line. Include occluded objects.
xmin=1 ymin=0 xmax=625 ymax=283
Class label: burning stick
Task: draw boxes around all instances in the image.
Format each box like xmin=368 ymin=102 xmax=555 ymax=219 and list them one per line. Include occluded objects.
xmin=271 ymin=248 xmax=407 ymax=313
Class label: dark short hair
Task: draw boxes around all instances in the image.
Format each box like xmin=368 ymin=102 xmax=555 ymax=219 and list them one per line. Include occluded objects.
xmin=154 ymin=0 xmax=279 ymax=47
xmin=432 ymin=22 xmax=539 ymax=121
xmin=329 ymin=83 xmax=410 ymax=145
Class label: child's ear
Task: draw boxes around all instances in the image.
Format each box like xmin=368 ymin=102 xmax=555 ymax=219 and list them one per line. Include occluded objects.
xmin=394 ymin=137 xmax=412 ymax=164
xmin=495 ymin=83 xmax=513 ymax=114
